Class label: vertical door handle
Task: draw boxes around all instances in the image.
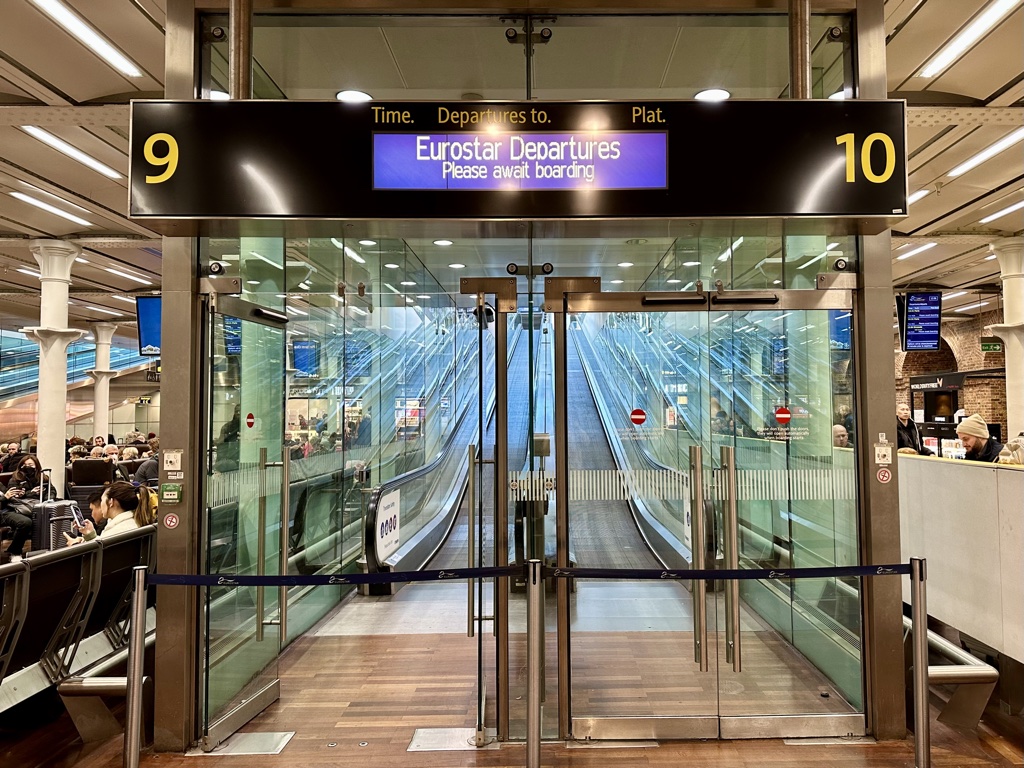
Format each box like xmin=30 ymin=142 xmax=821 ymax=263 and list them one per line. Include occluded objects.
xmin=689 ymin=445 xmax=709 ymax=672
xmin=721 ymin=446 xmax=741 ymax=672
xmin=279 ymin=451 xmax=290 ymax=644
xmin=256 ymin=447 xmax=267 ymax=642
xmin=467 ymin=444 xmax=476 ymax=637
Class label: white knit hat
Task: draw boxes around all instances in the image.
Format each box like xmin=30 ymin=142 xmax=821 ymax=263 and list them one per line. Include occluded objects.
xmin=955 ymin=414 xmax=990 ymax=440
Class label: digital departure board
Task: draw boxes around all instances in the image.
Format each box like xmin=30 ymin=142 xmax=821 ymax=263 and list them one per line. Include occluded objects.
xmin=129 ymin=99 xmax=907 ymax=228
xmin=897 ymin=292 xmax=942 ymax=351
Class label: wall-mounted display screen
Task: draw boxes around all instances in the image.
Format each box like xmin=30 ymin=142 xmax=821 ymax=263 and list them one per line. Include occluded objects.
xmin=897 ymin=292 xmax=942 ymax=351
xmin=135 ymin=296 xmax=161 ymax=356
xmin=224 ymin=316 xmax=241 ymax=355
xmin=292 ymin=339 xmax=320 ymax=379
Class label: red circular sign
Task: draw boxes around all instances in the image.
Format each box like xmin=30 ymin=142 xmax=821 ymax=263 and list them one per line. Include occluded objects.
xmin=630 ymin=408 xmax=647 ymax=425
xmin=163 ymin=513 xmax=179 ymax=529
xmin=245 ymin=412 xmax=255 ymax=428
xmin=876 ymin=467 xmax=892 ymax=484
xmin=774 ymin=406 xmax=792 ymax=425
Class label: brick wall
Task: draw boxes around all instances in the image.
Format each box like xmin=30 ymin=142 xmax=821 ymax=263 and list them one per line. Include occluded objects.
xmin=893 ymin=308 xmax=1007 ymax=438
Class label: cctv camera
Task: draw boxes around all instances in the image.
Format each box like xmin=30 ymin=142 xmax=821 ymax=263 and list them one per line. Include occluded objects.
xmin=834 ymin=257 xmax=849 ymax=271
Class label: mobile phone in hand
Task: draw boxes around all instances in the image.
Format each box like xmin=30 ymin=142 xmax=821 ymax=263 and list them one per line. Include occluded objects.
xmin=71 ymin=504 xmax=87 ymax=528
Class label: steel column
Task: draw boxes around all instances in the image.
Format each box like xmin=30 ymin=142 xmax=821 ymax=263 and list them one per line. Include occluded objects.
xmin=789 ymin=0 xmax=811 ymax=98
xmin=494 ymin=308 xmax=510 ymax=740
xmin=553 ymin=311 xmax=571 ymax=738
xmin=910 ymin=559 xmax=931 ymax=768
xmin=228 ymin=0 xmax=252 ymax=99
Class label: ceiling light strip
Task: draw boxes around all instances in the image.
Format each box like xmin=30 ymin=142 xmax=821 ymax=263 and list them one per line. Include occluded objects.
xmin=920 ymin=0 xmax=1024 ymax=78
xmin=29 ymin=0 xmax=144 ymax=77
xmin=9 ymin=191 xmax=92 ymax=227
xmin=20 ymin=126 xmax=122 ymax=179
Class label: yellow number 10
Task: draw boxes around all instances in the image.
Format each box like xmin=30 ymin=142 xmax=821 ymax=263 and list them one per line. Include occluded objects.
xmin=836 ymin=132 xmax=896 ymax=183
xmin=143 ymin=133 xmax=178 ymax=184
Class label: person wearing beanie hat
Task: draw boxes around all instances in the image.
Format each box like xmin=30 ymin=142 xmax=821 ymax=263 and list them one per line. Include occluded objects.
xmin=955 ymin=414 xmax=1003 ymax=463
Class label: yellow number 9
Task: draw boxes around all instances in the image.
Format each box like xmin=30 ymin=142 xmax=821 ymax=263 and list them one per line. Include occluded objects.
xmin=143 ymin=133 xmax=178 ymax=184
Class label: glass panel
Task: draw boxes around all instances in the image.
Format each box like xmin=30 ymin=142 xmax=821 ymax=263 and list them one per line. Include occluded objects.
xmin=203 ymin=312 xmax=284 ymax=730
xmin=568 ymin=308 xmax=718 ymax=725
xmin=710 ymin=306 xmax=862 ymax=718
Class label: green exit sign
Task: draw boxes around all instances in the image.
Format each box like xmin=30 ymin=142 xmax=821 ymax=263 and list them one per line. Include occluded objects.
xmin=981 ymin=342 xmax=1002 ymax=352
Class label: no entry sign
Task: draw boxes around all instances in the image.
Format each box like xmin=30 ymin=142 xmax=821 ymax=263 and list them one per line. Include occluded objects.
xmin=630 ymin=408 xmax=647 ymax=425
xmin=245 ymin=412 xmax=256 ymax=428
xmin=774 ymin=406 xmax=792 ymax=425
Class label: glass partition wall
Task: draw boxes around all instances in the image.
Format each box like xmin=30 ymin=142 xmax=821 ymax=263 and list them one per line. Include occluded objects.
xmin=196 ymin=8 xmax=861 ymax=743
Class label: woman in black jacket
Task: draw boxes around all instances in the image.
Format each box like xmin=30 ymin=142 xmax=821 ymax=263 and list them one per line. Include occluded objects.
xmin=0 ymin=456 xmax=53 ymax=560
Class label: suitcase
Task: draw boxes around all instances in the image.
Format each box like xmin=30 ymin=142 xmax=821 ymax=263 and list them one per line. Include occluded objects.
xmin=30 ymin=499 xmax=82 ymax=551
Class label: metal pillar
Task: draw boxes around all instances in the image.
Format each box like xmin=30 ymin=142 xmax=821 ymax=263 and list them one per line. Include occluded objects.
xmin=553 ymin=311 xmax=570 ymax=738
xmin=494 ymin=306 xmax=510 ymax=740
xmin=88 ymin=322 xmax=118 ymax=444
xmin=229 ymin=0 xmax=253 ymax=99
xmin=124 ymin=566 xmax=148 ymax=768
xmin=987 ymin=237 xmax=1024 ymax=437
xmin=526 ymin=559 xmax=543 ymax=768
xmin=910 ymin=559 xmax=930 ymax=768
xmin=153 ymin=0 xmax=201 ymax=752
xmin=854 ymin=0 xmax=906 ymax=741
xmin=19 ymin=239 xmax=84 ymax=497
xmin=789 ymin=0 xmax=811 ymax=99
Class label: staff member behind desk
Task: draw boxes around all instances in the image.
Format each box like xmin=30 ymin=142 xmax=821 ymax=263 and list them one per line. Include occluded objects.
xmin=896 ymin=403 xmax=933 ymax=456
xmin=65 ymin=481 xmax=156 ymax=545
xmin=955 ymin=414 xmax=1004 ymax=463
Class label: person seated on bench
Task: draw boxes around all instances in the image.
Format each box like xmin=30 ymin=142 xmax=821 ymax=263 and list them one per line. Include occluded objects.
xmin=6 ymin=456 xmax=56 ymax=501
xmin=65 ymin=481 xmax=156 ymax=545
xmin=0 ymin=456 xmax=52 ymax=562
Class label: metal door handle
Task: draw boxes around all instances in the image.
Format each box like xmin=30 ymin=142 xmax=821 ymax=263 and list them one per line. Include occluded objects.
xmin=467 ymin=444 xmax=476 ymax=637
xmin=279 ymin=452 xmax=290 ymax=643
xmin=721 ymin=446 xmax=741 ymax=672
xmin=689 ymin=445 xmax=709 ymax=671
xmin=256 ymin=447 xmax=267 ymax=642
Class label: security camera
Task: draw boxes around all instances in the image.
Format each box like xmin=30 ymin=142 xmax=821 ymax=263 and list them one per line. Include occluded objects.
xmin=505 ymin=28 xmax=518 ymax=43
xmin=208 ymin=261 xmax=227 ymax=276
xmin=834 ymin=257 xmax=849 ymax=271
xmin=827 ymin=26 xmax=845 ymax=42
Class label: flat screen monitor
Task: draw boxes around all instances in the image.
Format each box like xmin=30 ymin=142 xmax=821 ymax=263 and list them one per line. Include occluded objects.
xmin=897 ymin=292 xmax=942 ymax=352
xmin=135 ymin=296 xmax=161 ymax=356
xmin=224 ymin=316 xmax=241 ymax=355
xmin=292 ymin=339 xmax=320 ymax=379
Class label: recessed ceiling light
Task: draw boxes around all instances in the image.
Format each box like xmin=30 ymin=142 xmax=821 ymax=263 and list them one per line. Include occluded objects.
xmin=908 ymin=189 xmax=931 ymax=205
xmin=617 ymin=261 xmax=634 ymax=268
xmin=20 ymin=126 xmax=122 ymax=179
xmin=29 ymin=0 xmax=143 ymax=77
xmin=695 ymin=88 xmax=731 ymax=101
xmin=610 ymin=279 xmax=624 ymax=284
xmin=448 ymin=263 xmax=466 ymax=269
xmin=9 ymin=191 xmax=92 ymax=227
xmin=919 ymin=0 xmax=1024 ymax=78
xmin=433 ymin=239 xmax=454 ymax=246
xmin=666 ymin=279 xmax=681 ymax=284
xmin=895 ymin=242 xmax=938 ymax=261
xmin=979 ymin=196 xmax=1024 ymax=223
xmin=358 ymin=239 xmax=377 ymax=246
xmin=405 ymin=297 xmax=415 ymax=303
xmin=210 ymin=90 xmax=229 ymax=101
xmin=625 ymin=238 xmax=648 ymax=245
xmin=948 ymin=127 xmax=1024 ymax=177
xmin=400 ymin=281 xmax=416 ymax=286
xmin=682 ymin=261 xmax=700 ymax=267
xmin=336 ymin=90 xmax=372 ymax=102
xmin=417 ymin=294 xmax=431 ymax=299
xmin=247 ymin=280 xmax=261 ymax=285
xmin=773 ymin=280 xmax=782 ymax=285
xmin=384 ymin=263 xmax=400 ymax=269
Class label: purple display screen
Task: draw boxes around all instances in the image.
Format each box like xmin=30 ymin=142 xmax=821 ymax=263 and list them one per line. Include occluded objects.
xmin=373 ymin=132 xmax=667 ymax=191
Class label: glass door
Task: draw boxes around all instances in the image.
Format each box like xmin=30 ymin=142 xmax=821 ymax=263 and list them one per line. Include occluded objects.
xmin=707 ymin=299 xmax=864 ymax=738
xmin=202 ymin=298 xmax=287 ymax=750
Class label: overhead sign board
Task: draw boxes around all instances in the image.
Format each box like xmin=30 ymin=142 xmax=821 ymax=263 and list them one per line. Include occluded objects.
xmin=129 ymin=100 xmax=906 ymax=225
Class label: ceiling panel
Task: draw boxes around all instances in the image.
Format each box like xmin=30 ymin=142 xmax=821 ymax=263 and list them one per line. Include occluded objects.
xmin=69 ymin=0 xmax=166 ymax=87
xmin=928 ymin=6 xmax=1024 ymax=100
xmin=885 ymin=0 xmax=987 ymax=91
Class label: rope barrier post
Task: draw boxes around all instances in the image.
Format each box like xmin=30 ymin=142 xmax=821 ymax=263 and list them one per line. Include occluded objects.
xmin=124 ymin=565 xmax=147 ymax=768
xmin=527 ymin=559 xmax=543 ymax=768
xmin=910 ymin=557 xmax=930 ymax=768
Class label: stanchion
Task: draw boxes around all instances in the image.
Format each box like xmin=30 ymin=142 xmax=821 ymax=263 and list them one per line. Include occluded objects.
xmin=124 ymin=565 xmax=147 ymax=768
xmin=910 ymin=558 xmax=930 ymax=768
xmin=527 ymin=559 xmax=543 ymax=768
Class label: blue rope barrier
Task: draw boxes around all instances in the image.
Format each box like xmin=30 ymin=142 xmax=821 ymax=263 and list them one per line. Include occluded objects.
xmin=146 ymin=562 xmax=909 ymax=588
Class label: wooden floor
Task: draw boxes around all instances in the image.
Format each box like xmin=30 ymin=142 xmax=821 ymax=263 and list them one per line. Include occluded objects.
xmin=6 ymin=630 xmax=1022 ymax=768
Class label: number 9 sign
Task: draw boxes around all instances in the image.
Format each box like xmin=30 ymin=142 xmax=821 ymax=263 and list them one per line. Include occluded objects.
xmin=143 ymin=133 xmax=179 ymax=184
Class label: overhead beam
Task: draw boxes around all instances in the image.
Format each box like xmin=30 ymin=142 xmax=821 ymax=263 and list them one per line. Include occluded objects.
xmin=907 ymin=106 xmax=1024 ymax=127
xmin=0 ymin=105 xmax=128 ymax=126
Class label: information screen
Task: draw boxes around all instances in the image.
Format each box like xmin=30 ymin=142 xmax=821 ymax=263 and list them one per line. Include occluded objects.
xmin=135 ymin=296 xmax=161 ymax=356
xmin=898 ymin=292 xmax=942 ymax=351
xmin=224 ymin=316 xmax=241 ymax=355
xmin=373 ymin=132 xmax=667 ymax=191
xmin=292 ymin=339 xmax=321 ymax=379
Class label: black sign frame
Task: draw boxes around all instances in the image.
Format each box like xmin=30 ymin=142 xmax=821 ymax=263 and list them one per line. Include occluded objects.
xmin=129 ymin=99 xmax=907 ymax=225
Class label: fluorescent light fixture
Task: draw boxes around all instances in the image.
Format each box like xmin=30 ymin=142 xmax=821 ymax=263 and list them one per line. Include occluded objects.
xmin=21 ymin=126 xmax=121 ymax=179
xmin=610 ymin=279 xmax=624 ymax=284
xmin=895 ymin=242 xmax=938 ymax=261
xmin=943 ymin=291 xmax=967 ymax=300
xmin=955 ymin=301 xmax=989 ymax=312
xmin=433 ymin=239 xmax=454 ymax=246
xmin=384 ymin=263 xmax=400 ymax=269
xmin=246 ymin=280 xmax=260 ymax=285
xmin=29 ymin=0 xmax=143 ymax=77
xmin=9 ymin=191 xmax=92 ymax=227
xmin=448 ymin=263 xmax=465 ymax=269
xmin=400 ymin=281 xmax=416 ymax=286
xmin=336 ymin=90 xmax=372 ymax=102
xmin=920 ymin=0 xmax=1024 ymax=78
xmin=358 ymin=239 xmax=377 ymax=246
xmin=16 ymin=268 xmax=41 ymax=278
xmin=86 ymin=305 xmax=121 ymax=316
xmin=405 ymin=297 xmax=415 ymax=303
xmin=695 ymin=88 xmax=730 ymax=101
xmin=417 ymin=294 xmax=431 ymax=299
xmin=344 ymin=246 xmax=365 ymax=264
xmin=773 ymin=279 xmax=782 ymax=285
xmin=979 ymin=196 xmax=1024 ymax=223
xmin=111 ymin=295 xmax=136 ymax=303
xmin=682 ymin=261 xmax=700 ymax=267
xmin=298 ymin=281 xmax=311 ymax=290
xmin=826 ymin=242 xmax=839 ymax=250
xmin=948 ymin=127 xmax=1024 ymax=177
xmin=247 ymin=250 xmax=283 ymax=269
xmin=210 ymin=90 xmax=229 ymax=101
xmin=666 ymin=278 xmax=681 ymax=284
xmin=105 ymin=267 xmax=152 ymax=285
xmin=75 ymin=257 xmax=88 ymax=263
xmin=718 ymin=237 xmax=744 ymax=262
xmin=908 ymin=189 xmax=931 ymax=205
xmin=617 ymin=261 xmax=634 ymax=268
xmin=984 ymin=253 xmax=998 ymax=260
xmin=828 ymin=90 xmax=846 ymax=100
